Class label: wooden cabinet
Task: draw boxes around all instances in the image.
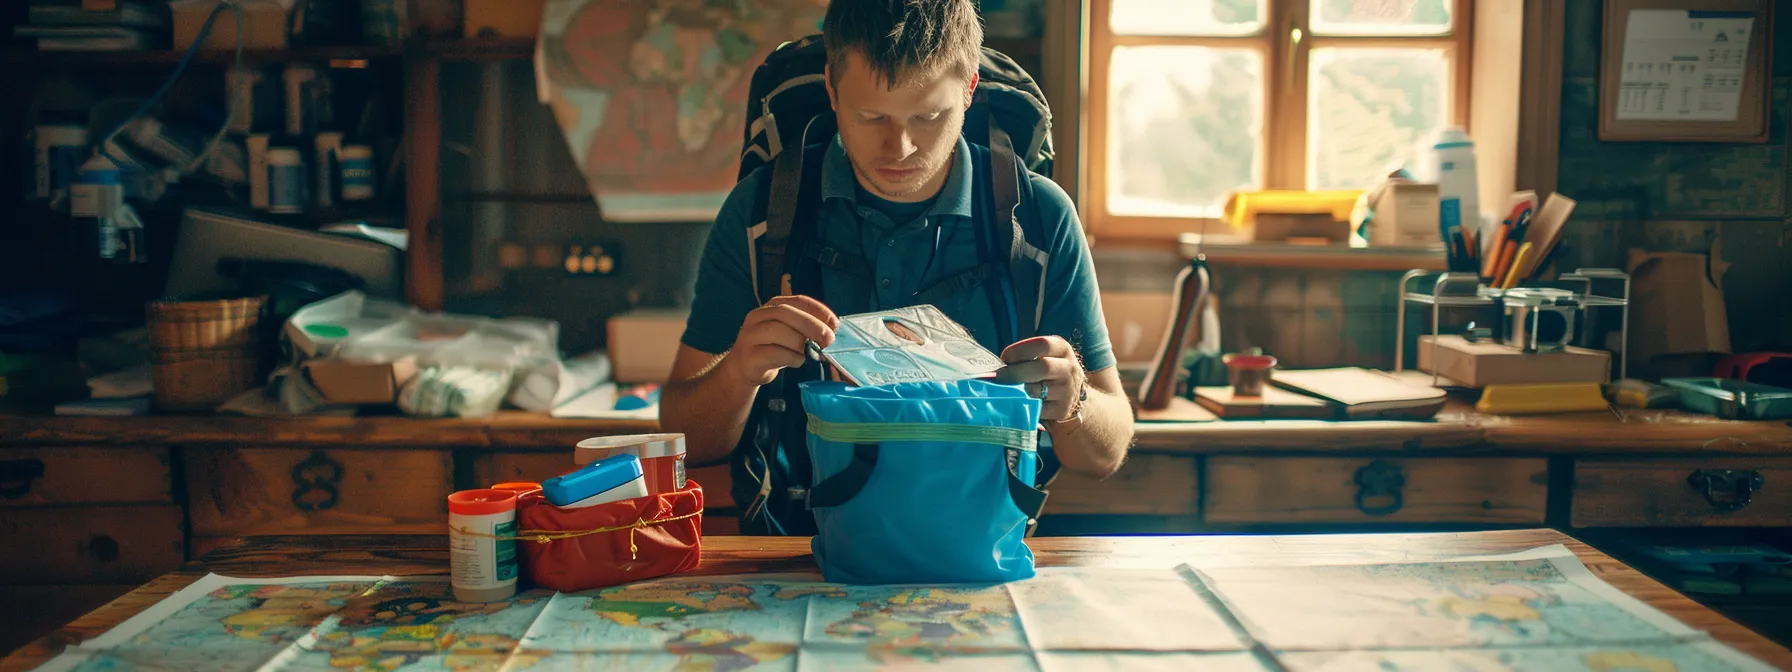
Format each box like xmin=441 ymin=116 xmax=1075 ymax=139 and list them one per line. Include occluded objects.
xmin=1205 ymin=457 xmax=1550 ymax=524
xmin=0 ymin=447 xmax=172 ymax=507
xmin=183 ymin=447 xmax=453 ymax=553
xmin=0 ymin=506 xmax=184 ymax=584
xmin=0 ymin=447 xmax=183 ymax=585
xmin=1044 ymin=454 xmax=1199 ymax=516
xmin=1572 ymin=458 xmax=1792 ymax=527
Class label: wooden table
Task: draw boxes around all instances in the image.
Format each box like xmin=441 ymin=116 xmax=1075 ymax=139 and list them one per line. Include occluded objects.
xmin=4 ymin=529 xmax=1789 ymax=671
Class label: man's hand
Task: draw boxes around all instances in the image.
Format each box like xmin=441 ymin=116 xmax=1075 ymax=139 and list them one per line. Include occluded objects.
xmin=721 ymin=295 xmax=840 ymax=388
xmin=993 ymin=335 xmax=1086 ymax=422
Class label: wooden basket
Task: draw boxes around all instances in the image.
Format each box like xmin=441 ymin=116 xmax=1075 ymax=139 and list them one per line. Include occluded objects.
xmin=150 ymin=348 xmax=262 ymax=411
xmin=146 ymin=296 xmax=267 ymax=352
xmin=146 ymin=296 xmax=269 ymax=411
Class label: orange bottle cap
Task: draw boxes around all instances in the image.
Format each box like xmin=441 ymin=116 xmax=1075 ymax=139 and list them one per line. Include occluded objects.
xmin=448 ymin=489 xmax=518 ymax=515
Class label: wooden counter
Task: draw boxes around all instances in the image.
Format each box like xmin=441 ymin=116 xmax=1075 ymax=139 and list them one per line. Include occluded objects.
xmin=3 ymin=401 xmax=1790 ymax=601
xmin=4 ymin=530 xmax=1789 ymax=672
xmin=5 ymin=400 xmax=1789 ymax=453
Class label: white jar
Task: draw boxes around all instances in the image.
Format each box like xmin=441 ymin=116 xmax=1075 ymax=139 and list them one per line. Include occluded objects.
xmin=447 ymin=489 xmax=519 ymax=602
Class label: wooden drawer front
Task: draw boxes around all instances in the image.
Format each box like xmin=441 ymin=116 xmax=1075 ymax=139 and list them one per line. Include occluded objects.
xmin=473 ymin=452 xmax=735 ymax=509
xmin=1044 ymin=454 xmax=1199 ymax=515
xmin=0 ymin=447 xmax=172 ymax=507
xmin=1572 ymin=458 xmax=1792 ymax=527
xmin=0 ymin=506 xmax=184 ymax=584
xmin=1206 ymin=457 xmax=1549 ymax=524
xmin=186 ymin=447 xmax=451 ymax=539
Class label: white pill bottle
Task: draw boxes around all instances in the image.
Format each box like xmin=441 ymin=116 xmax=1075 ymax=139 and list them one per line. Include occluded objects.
xmin=447 ymin=489 xmax=519 ymax=602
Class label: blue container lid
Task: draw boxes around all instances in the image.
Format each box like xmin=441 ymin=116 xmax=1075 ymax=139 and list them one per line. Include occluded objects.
xmin=540 ymin=453 xmax=644 ymax=507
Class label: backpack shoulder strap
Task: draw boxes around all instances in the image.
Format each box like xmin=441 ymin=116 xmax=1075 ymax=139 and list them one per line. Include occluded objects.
xmin=988 ymin=118 xmax=1048 ymax=341
xmin=750 ymin=115 xmax=834 ymax=305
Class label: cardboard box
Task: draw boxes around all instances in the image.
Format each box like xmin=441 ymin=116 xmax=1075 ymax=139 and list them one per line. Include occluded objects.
xmin=171 ymin=0 xmax=293 ymax=50
xmin=608 ymin=309 xmax=689 ymax=383
xmin=303 ymin=357 xmax=418 ymax=405
xmin=1369 ymin=182 xmax=1441 ymax=247
xmin=1627 ymin=248 xmax=1731 ymax=377
xmin=465 ymin=0 xmax=544 ymax=38
xmin=1418 ymin=335 xmax=1611 ymax=387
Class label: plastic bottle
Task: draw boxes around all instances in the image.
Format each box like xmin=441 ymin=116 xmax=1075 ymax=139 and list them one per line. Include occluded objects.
xmin=70 ymin=152 xmax=123 ymax=261
xmin=447 ymin=488 xmax=520 ymax=602
xmin=1432 ymin=127 xmax=1480 ymax=242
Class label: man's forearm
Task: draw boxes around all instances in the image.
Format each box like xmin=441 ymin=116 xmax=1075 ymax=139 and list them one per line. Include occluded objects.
xmin=659 ymin=355 xmax=758 ymax=467
xmin=1045 ymin=387 xmax=1133 ymax=479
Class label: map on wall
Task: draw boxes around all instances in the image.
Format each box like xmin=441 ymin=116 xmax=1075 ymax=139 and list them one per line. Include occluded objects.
xmin=29 ymin=546 xmax=1779 ymax=671
xmin=535 ymin=0 xmax=828 ymax=223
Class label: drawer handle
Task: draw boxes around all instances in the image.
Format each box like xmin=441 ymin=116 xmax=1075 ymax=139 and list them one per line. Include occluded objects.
xmin=0 ymin=458 xmax=46 ymax=499
xmin=1354 ymin=460 xmax=1406 ymax=516
xmin=1687 ymin=469 xmax=1764 ymax=512
xmin=291 ymin=450 xmax=345 ymax=512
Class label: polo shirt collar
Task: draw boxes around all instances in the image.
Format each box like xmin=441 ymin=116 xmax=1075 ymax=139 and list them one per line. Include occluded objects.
xmin=820 ymin=134 xmax=975 ymax=219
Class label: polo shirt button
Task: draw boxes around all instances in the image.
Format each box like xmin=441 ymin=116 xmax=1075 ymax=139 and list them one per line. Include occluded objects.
xmin=881 ymin=278 xmax=891 ymax=287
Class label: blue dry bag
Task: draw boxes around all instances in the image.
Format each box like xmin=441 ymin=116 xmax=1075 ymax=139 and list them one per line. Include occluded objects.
xmin=800 ymin=378 xmax=1049 ymax=585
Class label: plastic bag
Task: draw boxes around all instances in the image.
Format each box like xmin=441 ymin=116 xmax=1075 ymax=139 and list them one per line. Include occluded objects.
xmin=801 ymin=379 xmax=1047 ymax=585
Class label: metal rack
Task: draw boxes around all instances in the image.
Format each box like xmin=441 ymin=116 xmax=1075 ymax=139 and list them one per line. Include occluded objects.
xmin=1394 ymin=268 xmax=1632 ymax=384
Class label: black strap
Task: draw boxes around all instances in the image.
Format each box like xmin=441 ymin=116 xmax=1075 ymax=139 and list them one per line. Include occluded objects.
xmin=1007 ymin=449 xmax=1049 ymax=539
xmin=798 ymin=241 xmax=874 ymax=280
xmin=806 ymin=441 xmax=1051 ymax=530
xmin=910 ymin=263 xmax=1002 ymax=308
xmin=806 ymin=443 xmax=879 ymax=508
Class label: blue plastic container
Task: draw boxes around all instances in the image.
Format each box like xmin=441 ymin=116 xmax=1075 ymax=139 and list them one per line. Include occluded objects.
xmin=541 ymin=453 xmax=643 ymax=507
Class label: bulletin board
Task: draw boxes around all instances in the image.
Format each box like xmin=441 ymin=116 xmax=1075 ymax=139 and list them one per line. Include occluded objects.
xmin=1598 ymin=0 xmax=1775 ymax=142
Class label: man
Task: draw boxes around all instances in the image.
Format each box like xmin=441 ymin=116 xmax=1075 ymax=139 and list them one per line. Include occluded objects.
xmin=660 ymin=0 xmax=1133 ymax=520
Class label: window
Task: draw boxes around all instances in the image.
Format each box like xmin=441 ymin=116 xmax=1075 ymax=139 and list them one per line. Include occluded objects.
xmin=1086 ymin=0 xmax=1473 ymax=240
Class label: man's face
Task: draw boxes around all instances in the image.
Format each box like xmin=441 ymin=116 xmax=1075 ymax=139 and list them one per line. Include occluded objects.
xmin=826 ymin=50 xmax=975 ymax=203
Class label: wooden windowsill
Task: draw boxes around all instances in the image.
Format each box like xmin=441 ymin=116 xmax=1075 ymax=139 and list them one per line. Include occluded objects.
xmin=1172 ymin=233 xmax=1447 ymax=272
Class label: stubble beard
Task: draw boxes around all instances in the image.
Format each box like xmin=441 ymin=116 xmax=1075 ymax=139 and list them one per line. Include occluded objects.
xmin=850 ymin=120 xmax=962 ymax=202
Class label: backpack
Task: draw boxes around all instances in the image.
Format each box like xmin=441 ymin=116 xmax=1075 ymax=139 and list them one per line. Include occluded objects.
xmin=727 ymin=35 xmax=1057 ymax=536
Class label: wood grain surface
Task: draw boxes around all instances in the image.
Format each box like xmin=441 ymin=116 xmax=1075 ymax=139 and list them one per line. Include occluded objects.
xmin=0 ymin=506 xmax=184 ymax=585
xmin=0 ymin=447 xmax=172 ymax=507
xmin=1205 ymin=457 xmax=1550 ymax=524
xmin=1572 ymin=458 xmax=1792 ymax=528
xmin=4 ymin=404 xmax=1789 ymax=454
xmin=184 ymin=447 xmax=453 ymax=539
xmin=4 ymin=531 xmax=1788 ymax=671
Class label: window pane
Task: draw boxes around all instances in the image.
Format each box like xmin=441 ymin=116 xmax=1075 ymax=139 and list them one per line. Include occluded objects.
xmin=1311 ymin=0 xmax=1452 ymax=36
xmin=1110 ymin=0 xmax=1265 ymax=36
xmin=1307 ymin=48 xmax=1449 ymax=191
xmin=1107 ymin=46 xmax=1263 ymax=218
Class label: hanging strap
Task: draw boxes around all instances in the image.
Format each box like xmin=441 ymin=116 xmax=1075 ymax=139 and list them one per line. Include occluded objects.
xmin=805 ymin=442 xmax=1049 ymax=528
xmin=803 ymin=417 xmax=1047 ymax=522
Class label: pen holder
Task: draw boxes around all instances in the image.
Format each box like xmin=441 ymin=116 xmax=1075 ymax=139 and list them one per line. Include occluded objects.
xmin=1393 ymin=268 xmax=1632 ymax=381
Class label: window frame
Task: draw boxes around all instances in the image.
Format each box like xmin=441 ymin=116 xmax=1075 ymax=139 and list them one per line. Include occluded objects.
xmin=1084 ymin=0 xmax=1476 ymax=242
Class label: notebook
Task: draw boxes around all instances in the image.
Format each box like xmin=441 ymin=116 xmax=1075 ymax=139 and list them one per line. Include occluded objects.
xmin=1269 ymin=367 xmax=1448 ymax=420
xmin=1192 ymin=385 xmax=1333 ymax=419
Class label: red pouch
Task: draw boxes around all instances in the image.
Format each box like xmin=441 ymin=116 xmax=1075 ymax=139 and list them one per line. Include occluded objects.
xmin=515 ymin=482 xmax=705 ymax=592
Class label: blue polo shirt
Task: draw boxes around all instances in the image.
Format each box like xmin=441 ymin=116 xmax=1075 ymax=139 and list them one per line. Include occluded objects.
xmin=682 ymin=134 xmax=1114 ymax=374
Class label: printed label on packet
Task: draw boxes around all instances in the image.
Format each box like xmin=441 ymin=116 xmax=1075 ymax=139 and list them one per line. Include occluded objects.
xmin=494 ymin=520 xmax=518 ymax=582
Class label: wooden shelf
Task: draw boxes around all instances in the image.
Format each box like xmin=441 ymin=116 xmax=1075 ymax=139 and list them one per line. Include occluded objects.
xmin=1178 ymin=233 xmax=1448 ymax=272
xmin=417 ymin=37 xmax=535 ymax=62
xmin=0 ymin=45 xmax=401 ymax=68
